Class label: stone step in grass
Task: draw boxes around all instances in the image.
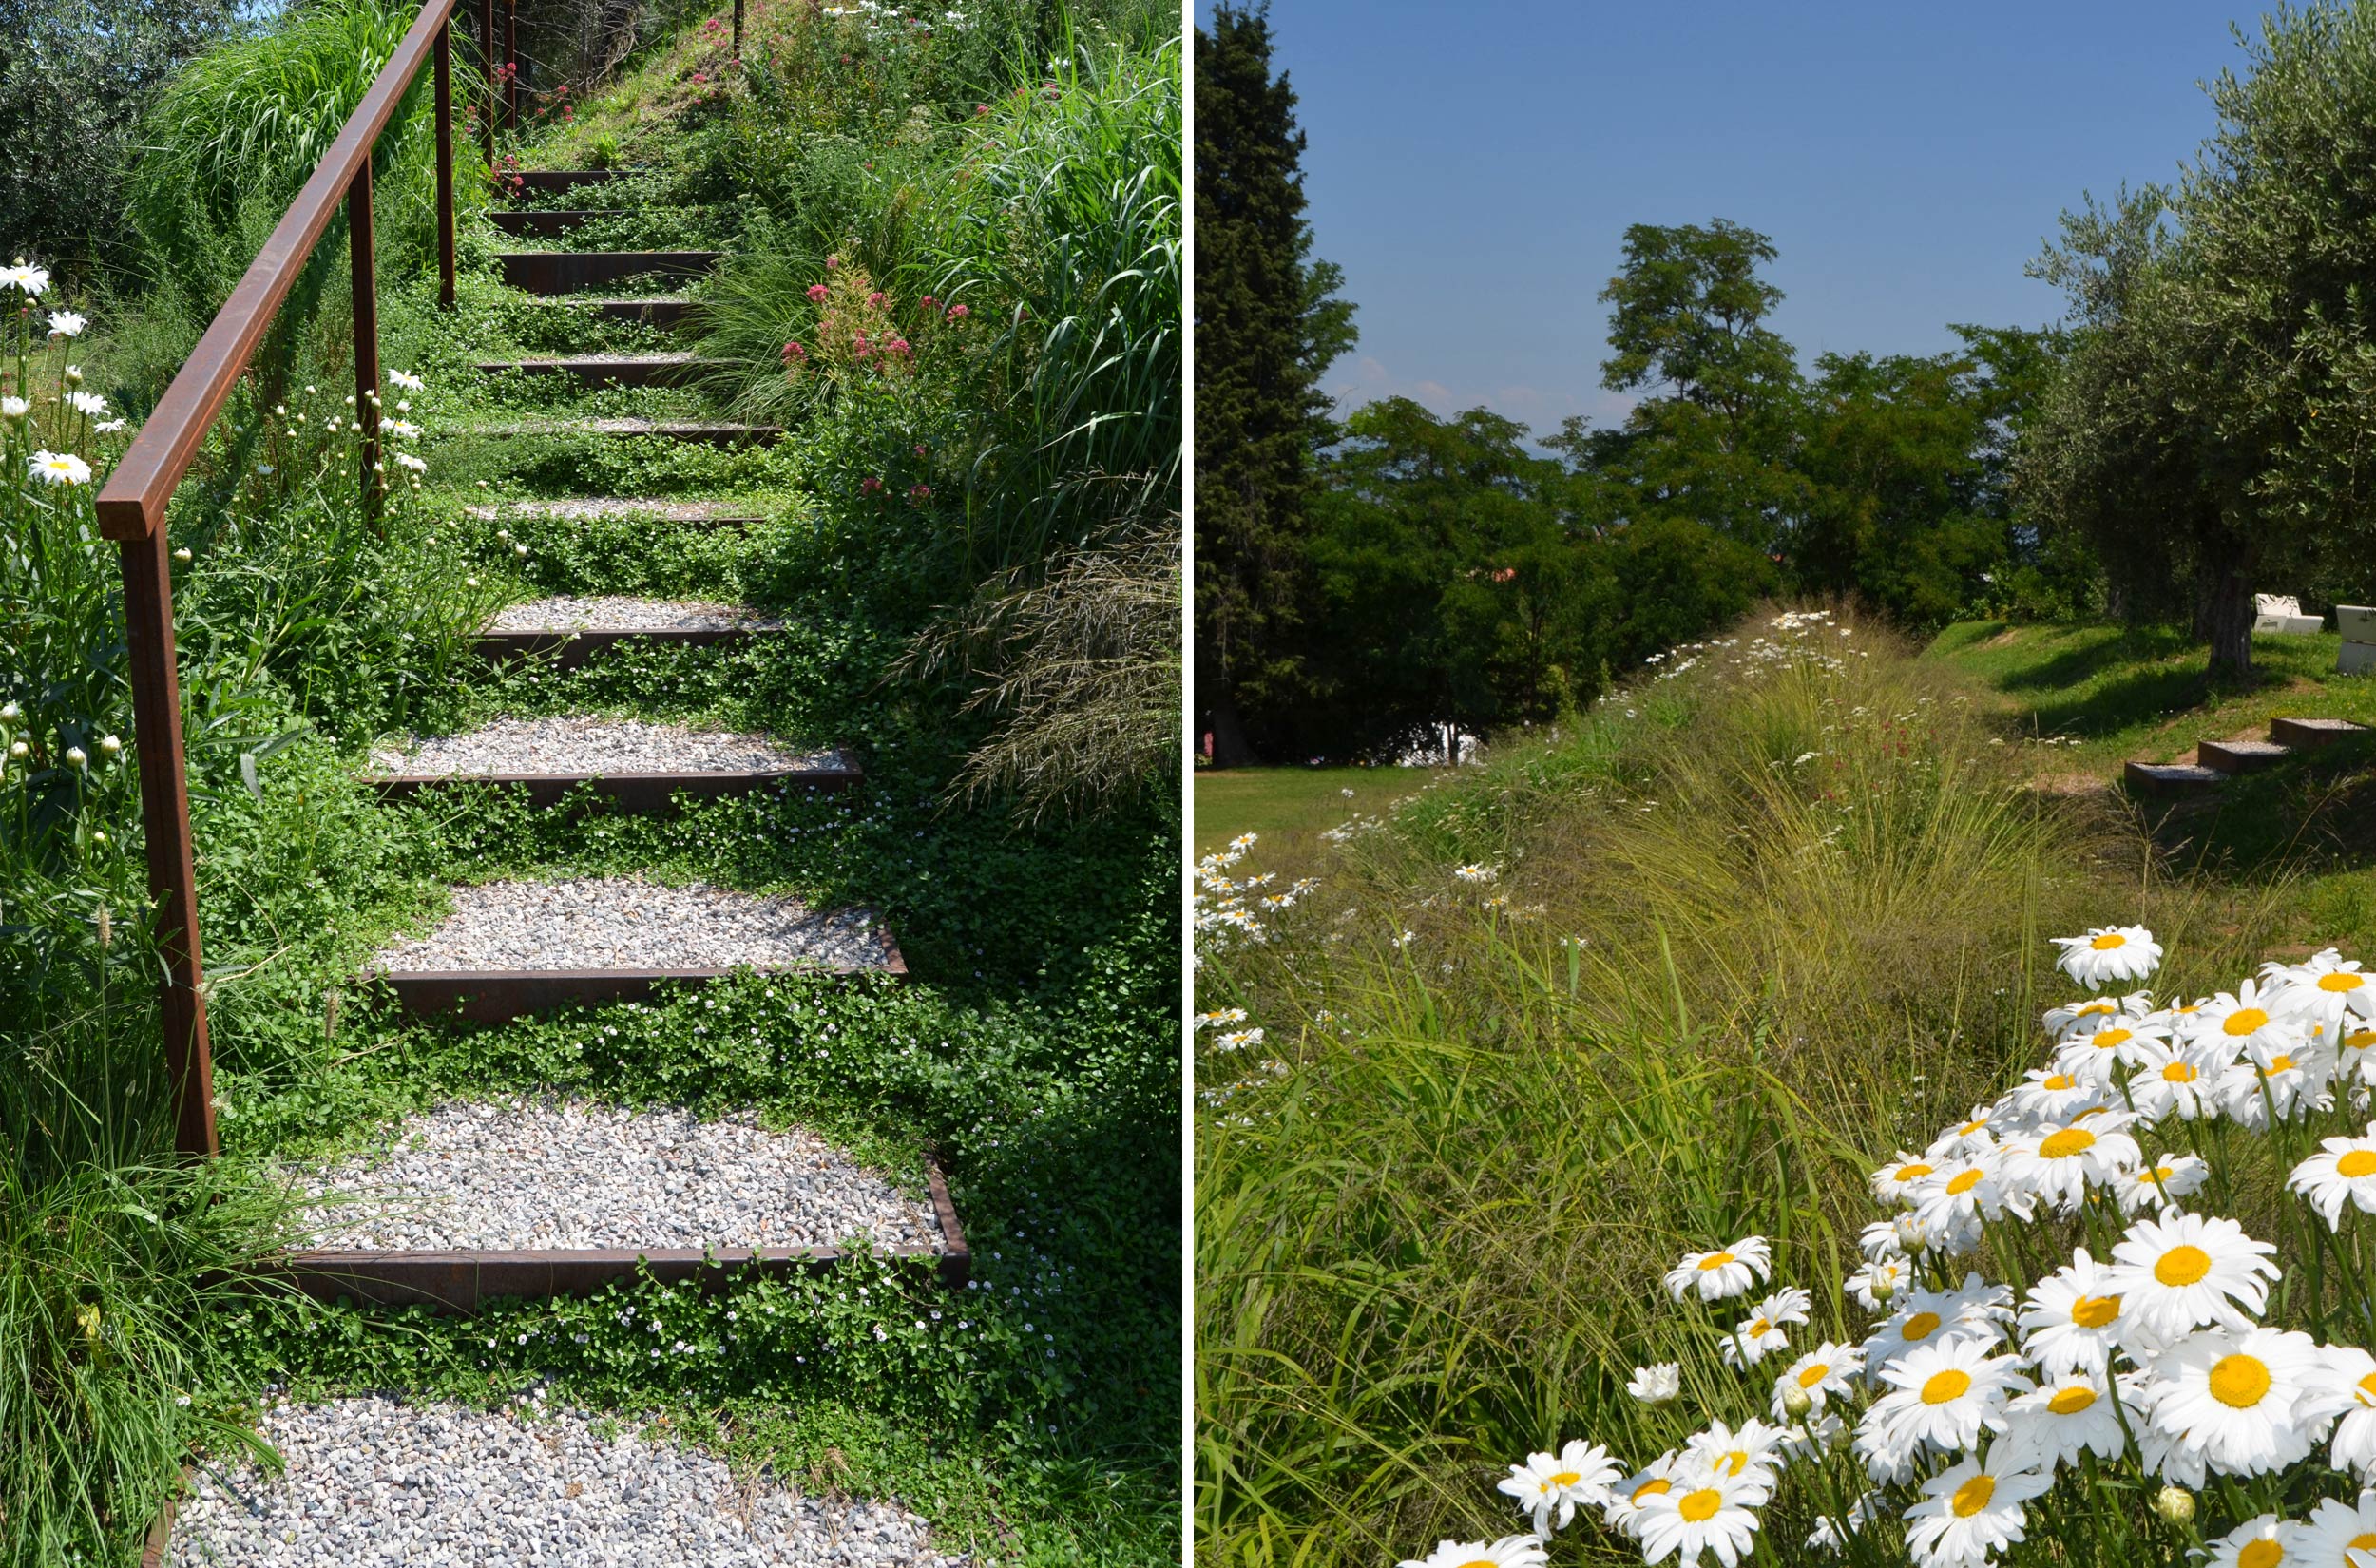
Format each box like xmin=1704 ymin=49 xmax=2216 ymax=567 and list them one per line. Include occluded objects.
xmin=369 ymin=716 xmax=857 ymax=810
xmin=161 ymin=1398 xmax=965 ymax=1567
xmin=548 ymin=294 xmax=702 ymax=329
xmin=2271 ymin=716 xmax=2370 ymax=748
xmin=469 ymin=417 xmax=784 ymax=449
xmin=489 ymin=206 xmax=629 ymax=240
xmin=474 ymin=596 xmax=782 ymax=670
xmin=465 ymin=497 xmax=765 ymax=528
xmin=369 ymin=875 xmax=907 ymax=1022
xmin=2197 ymin=737 xmax=2292 ymax=774
xmin=297 ymin=1099 xmax=942 ymax=1253
xmin=498 ymin=250 xmax=719 ymax=294
xmin=2124 ymin=760 xmax=2227 ymax=794
xmin=471 ymin=351 xmax=733 ymax=388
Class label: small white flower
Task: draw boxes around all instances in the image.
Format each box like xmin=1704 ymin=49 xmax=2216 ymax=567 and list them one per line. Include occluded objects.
xmin=67 ymin=391 xmax=107 ymax=417
xmin=47 ymin=310 xmax=86 ymax=337
xmin=1627 ymin=1363 xmax=1681 ymax=1405
xmin=388 ymin=369 xmax=425 ymax=391
xmin=2052 ymin=926 xmax=2162 ymax=990
xmin=1664 ymin=1236 xmax=1771 ymax=1302
xmin=393 ymin=452 xmax=427 ymax=473
xmin=29 ymin=450 xmax=91 ymax=487
xmin=93 ymin=418 xmax=125 ymax=433
xmin=2 ymin=396 xmax=26 ymax=419
xmin=0 ymin=261 xmax=51 ymax=296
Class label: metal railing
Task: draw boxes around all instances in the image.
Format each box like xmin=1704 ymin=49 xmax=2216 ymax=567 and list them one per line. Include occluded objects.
xmin=93 ymin=0 xmax=498 ymax=1158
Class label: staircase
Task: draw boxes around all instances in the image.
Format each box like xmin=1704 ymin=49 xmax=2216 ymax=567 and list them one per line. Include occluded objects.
xmin=2123 ymin=716 xmax=2371 ymax=794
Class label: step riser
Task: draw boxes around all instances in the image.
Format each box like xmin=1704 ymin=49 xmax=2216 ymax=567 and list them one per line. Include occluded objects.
xmin=473 ymin=357 xmax=728 ymax=388
xmin=2197 ymin=740 xmax=2290 ymax=774
xmin=499 ymin=252 xmax=718 ymax=293
xmin=469 ymin=507 xmax=761 ymax=530
xmin=575 ymin=297 xmax=701 ymax=328
xmin=378 ymin=957 xmax=910 ymax=1022
xmin=489 ymin=209 xmax=628 ymax=240
xmin=374 ymin=769 xmax=860 ymax=812
xmin=2271 ymin=717 xmax=2371 ymax=749
xmin=508 ymin=168 xmax=641 ymax=197
xmin=2123 ymin=761 xmax=2224 ymax=795
xmin=469 ymin=425 xmax=782 ymax=449
xmin=474 ymin=627 xmax=761 ymax=670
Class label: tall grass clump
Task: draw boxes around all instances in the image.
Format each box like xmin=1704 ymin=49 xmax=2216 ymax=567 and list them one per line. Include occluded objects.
xmin=1193 ymin=607 xmax=2289 ymax=1568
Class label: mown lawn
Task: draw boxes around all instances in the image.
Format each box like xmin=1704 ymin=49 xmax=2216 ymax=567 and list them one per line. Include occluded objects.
xmin=1191 ymin=765 xmax=1445 ymax=859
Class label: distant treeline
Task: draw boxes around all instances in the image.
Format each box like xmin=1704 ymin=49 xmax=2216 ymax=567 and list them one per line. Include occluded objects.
xmin=1196 ymin=1 xmax=2376 ymax=764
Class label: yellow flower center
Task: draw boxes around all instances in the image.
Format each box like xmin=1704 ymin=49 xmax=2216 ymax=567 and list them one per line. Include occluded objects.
xmin=2156 ymin=1245 xmax=2213 ymax=1287
xmin=2238 ymin=1539 xmax=2285 ymax=1568
xmin=2324 ymin=972 xmax=2366 ymax=991
xmin=2094 ymin=1028 xmax=2132 ymax=1050
xmin=2071 ymin=1293 xmax=2120 ymax=1329
xmin=1958 ymin=1117 xmax=1988 ymax=1135
xmin=2163 ymin=1062 xmax=2198 ymax=1083
xmin=2047 ymin=1386 xmax=2098 ymax=1416
xmin=1798 ymin=1363 xmax=1830 ymax=1389
xmin=2039 ymin=1128 xmax=2096 ymax=1159
xmin=2225 ymin=1007 xmax=2270 ymax=1037
xmin=2350 ymin=1533 xmax=2376 ymax=1554
xmin=2351 ymin=1029 xmax=2376 ymax=1051
xmin=2342 ymin=1151 xmax=2376 ymax=1179
xmin=1633 ymin=1478 xmax=1672 ymax=1503
xmin=2091 ymin=933 xmax=2127 ymax=950
xmin=2209 ymin=1353 xmax=2271 ymax=1408
xmin=1893 ymin=1163 xmax=1934 ymax=1183
xmin=2081 ymin=1001 xmax=2116 ymax=1015
xmin=1677 ymin=1488 xmax=1722 ymax=1524
xmin=1946 ymin=1169 xmax=1985 ymax=1195
xmin=2269 ymin=1055 xmax=2295 ymax=1073
xmin=1697 ymin=1252 xmax=1735 ymax=1272
xmin=2042 ymin=1073 xmax=2077 ymax=1090
xmin=1951 ymin=1474 xmax=1996 ymax=1517
xmin=1921 ymin=1368 xmax=1973 ymax=1405
xmin=2359 ymin=1371 xmax=2376 ymax=1406
xmin=1548 ymin=1472 xmax=1581 ymax=1488
xmin=1717 ymin=1449 xmax=1749 ymax=1477
xmin=1901 ymin=1310 xmax=1942 ymax=1341
xmin=1749 ymin=1318 xmax=1771 ymax=1336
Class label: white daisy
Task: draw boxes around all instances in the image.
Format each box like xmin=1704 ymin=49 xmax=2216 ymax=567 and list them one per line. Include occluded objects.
xmin=1 ymin=396 xmax=25 ymax=419
xmin=2220 ymin=1034 xmax=2335 ymax=1130
xmin=2278 ymin=950 xmax=2376 ymax=1028
xmin=2000 ymin=1368 xmax=2125 ymax=1471
xmin=1604 ymin=1452 xmax=1684 ymax=1537
xmin=393 ymin=452 xmax=428 ymax=474
xmin=2289 ymin=1123 xmax=2376 ymax=1229
xmin=2042 ymin=996 xmax=2126 ymax=1039
xmin=1901 ymin=1449 xmax=2053 ymax=1568
xmin=1871 ymin=1153 xmax=1943 ymax=1208
xmin=1722 ymin=1288 xmax=1811 ymax=1368
xmin=2053 ymin=1015 xmax=2168 ymax=1085
xmin=1664 ymin=1236 xmax=1770 ymax=1303
xmin=2106 ymin=1213 xmax=2280 ymax=1342
xmin=1845 ymin=1254 xmax=1910 ymax=1314
xmin=1632 ymin=1467 xmax=1763 ymax=1568
xmin=2053 ymin=925 xmax=2162 ymax=989
xmin=1855 ymin=1338 xmax=2030 ymax=1481
xmin=0 ymin=261 xmax=50 ymax=296
xmin=1925 ymin=1104 xmax=2002 ymax=1159
xmin=2300 ymin=1491 xmax=2376 ymax=1567
xmin=1452 ymin=864 xmax=1495 ymax=883
xmin=47 ymin=309 xmax=86 ymax=337
xmin=29 ymin=450 xmax=89 ymax=487
xmin=2116 ymin=1154 xmax=2210 ymax=1217
xmin=2139 ymin=1325 xmax=2338 ymax=1478
xmin=67 ymin=390 xmax=106 ymax=417
xmin=1772 ymin=1343 xmax=1862 ymax=1422
xmin=1910 ymin=1154 xmax=2030 ymax=1248
xmin=1680 ymin=1419 xmax=1788 ymax=1503
xmin=1861 ymin=1273 xmax=2012 ymax=1377
xmin=1496 ymin=1440 xmax=1620 ymax=1539
xmin=2206 ymin=1515 xmax=2302 ymax=1568
xmin=2339 ymin=1025 xmax=2376 ymax=1087
xmin=1627 ymin=1363 xmax=1681 ymax=1405
xmin=387 ymin=369 xmax=426 ymax=391
xmin=2005 ymin=1064 xmax=2109 ymax=1124
xmin=2193 ymin=979 xmax=2305 ymax=1052
xmin=2124 ymin=1037 xmax=2236 ymax=1122
xmin=1997 ymin=1110 xmax=2140 ymax=1214
xmin=2323 ymin=1346 xmax=2376 ymax=1477
xmin=2018 ymin=1248 xmax=2128 ymax=1377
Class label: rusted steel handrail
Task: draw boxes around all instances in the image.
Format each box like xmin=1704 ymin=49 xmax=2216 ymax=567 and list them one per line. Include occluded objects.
xmin=92 ymin=0 xmax=469 ymax=1157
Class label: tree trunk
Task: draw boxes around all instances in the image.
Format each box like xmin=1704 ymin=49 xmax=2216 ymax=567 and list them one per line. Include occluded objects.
xmin=1205 ymin=694 xmax=1259 ymax=770
xmin=2202 ymin=564 xmax=2254 ymax=679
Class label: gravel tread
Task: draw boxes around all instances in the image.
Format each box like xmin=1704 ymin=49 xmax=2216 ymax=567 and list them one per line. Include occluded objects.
xmin=299 ymin=1098 xmax=942 ymax=1251
xmin=373 ymin=877 xmax=892 ymax=973
xmin=369 ymin=717 xmax=844 ymax=776
xmin=488 ymin=596 xmax=781 ymax=632
xmin=466 ymin=498 xmax=760 ymax=522
xmin=164 ymin=1397 xmax=967 ymax=1567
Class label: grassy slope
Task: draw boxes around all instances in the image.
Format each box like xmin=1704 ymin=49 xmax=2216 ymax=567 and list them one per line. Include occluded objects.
xmin=1190 ymin=767 xmax=1445 ymax=859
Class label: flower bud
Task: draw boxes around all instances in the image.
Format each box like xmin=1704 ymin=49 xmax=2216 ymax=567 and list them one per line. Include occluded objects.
xmin=98 ymin=735 xmax=119 ymax=756
xmin=2153 ymin=1486 xmax=2194 ymax=1526
xmin=173 ymin=548 xmax=192 ymax=563
xmin=0 ymin=700 xmax=19 ymax=721
xmin=65 ymin=745 xmax=86 ymax=767
xmin=64 ymin=365 xmax=81 ymax=385
xmin=1780 ymin=1383 xmax=1813 ymax=1418
xmin=8 ymin=740 xmax=26 ymax=759
xmin=514 ymin=544 xmax=528 ymax=557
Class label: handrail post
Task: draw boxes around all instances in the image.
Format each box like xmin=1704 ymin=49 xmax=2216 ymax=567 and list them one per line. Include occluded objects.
xmin=349 ymin=161 xmax=382 ymax=524
xmin=435 ymin=18 xmax=455 ymax=308
xmin=120 ymin=528 xmax=218 ymax=1159
xmin=480 ymin=0 xmax=496 ymax=169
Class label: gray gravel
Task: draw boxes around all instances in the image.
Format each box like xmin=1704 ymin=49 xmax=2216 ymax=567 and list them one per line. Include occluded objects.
xmin=373 ymin=877 xmax=894 ymax=974
xmin=165 ymin=1396 xmax=968 ymax=1567
xmin=467 ymin=498 xmax=759 ymax=522
xmin=299 ymin=1098 xmax=942 ymax=1252
xmin=489 ymin=597 xmax=780 ymax=632
xmin=369 ymin=717 xmax=845 ymax=777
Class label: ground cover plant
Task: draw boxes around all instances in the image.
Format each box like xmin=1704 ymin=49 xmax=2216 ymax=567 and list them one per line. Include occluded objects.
xmin=1192 ymin=608 xmax=2314 ymax=1568
xmin=1 ymin=0 xmax=1181 ymax=1560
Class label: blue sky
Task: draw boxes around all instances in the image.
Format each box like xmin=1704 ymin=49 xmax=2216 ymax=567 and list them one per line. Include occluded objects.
xmin=1200 ymin=1 xmax=2261 ymax=436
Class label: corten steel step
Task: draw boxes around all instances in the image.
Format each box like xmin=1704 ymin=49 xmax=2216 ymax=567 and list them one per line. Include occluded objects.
xmin=474 ymin=624 xmax=768 ymax=671
xmin=373 ymin=762 xmax=861 ymax=812
xmin=498 ymin=250 xmax=719 ymax=293
xmin=473 ymin=418 xmax=783 ymax=449
xmin=552 ymin=295 xmax=703 ymax=328
xmin=2198 ymin=738 xmax=2291 ymax=774
xmin=2124 ymin=760 xmax=2226 ymax=794
xmin=471 ymin=352 xmax=729 ymax=388
xmin=489 ymin=207 xmax=628 ymax=240
xmin=508 ymin=168 xmax=645 ymax=198
xmin=261 ymin=1160 xmax=968 ymax=1310
xmin=2271 ymin=716 xmax=2371 ymax=748
xmin=375 ymin=937 xmax=911 ymax=1023
xmin=466 ymin=497 xmax=762 ymax=528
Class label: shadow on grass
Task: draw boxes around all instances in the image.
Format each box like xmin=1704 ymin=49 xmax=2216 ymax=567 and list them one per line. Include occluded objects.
xmin=1992 ymin=624 xmax=2201 ymax=696
xmin=2138 ymin=733 xmax=2376 ymax=884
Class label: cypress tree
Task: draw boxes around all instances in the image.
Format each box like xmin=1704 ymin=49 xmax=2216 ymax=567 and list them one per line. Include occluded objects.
xmin=1193 ymin=3 xmax=1353 ymax=765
